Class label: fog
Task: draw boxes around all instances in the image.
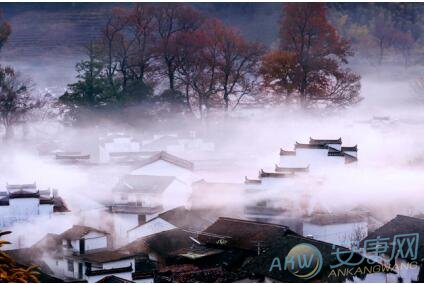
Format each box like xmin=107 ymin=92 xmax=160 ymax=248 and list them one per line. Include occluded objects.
xmin=1 ymin=58 xmax=424 ymax=249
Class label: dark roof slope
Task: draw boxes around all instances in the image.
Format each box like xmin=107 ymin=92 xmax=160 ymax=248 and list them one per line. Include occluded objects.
xmin=120 ymin=229 xmax=198 ymax=261
xmin=134 ymin=151 xmax=194 ymax=170
xmin=309 ymin=137 xmax=342 ymax=145
xmin=60 ymin=225 xmax=108 ymax=241
xmin=81 ymin=250 xmax=133 ymax=264
xmin=158 ymin=206 xmax=212 ymax=232
xmin=199 ymin=217 xmax=296 ymax=251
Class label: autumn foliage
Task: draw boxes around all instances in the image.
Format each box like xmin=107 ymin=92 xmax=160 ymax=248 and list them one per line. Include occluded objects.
xmin=261 ymin=3 xmax=361 ymax=108
xmin=0 ymin=231 xmax=39 ymax=282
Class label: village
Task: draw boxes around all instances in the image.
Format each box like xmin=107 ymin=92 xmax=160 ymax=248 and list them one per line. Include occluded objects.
xmin=1 ymin=129 xmax=423 ymax=283
xmin=2 ymin=2 xmax=424 ymax=283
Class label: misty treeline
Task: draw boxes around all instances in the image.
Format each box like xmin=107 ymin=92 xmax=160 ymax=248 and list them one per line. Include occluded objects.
xmin=56 ymin=3 xmax=361 ymax=122
xmin=3 ymin=3 xmax=424 ymax=139
xmin=328 ymin=3 xmax=424 ymax=67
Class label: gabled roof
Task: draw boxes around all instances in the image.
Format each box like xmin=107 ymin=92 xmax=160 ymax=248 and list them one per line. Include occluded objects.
xmin=275 ymin=164 xmax=310 ymax=173
xmin=158 ymin=206 xmax=212 ymax=232
xmin=60 ymin=225 xmax=108 ymax=241
xmin=113 ymin=174 xmax=175 ymax=194
xmin=309 ymin=137 xmax=342 ymax=145
xmin=199 ymin=217 xmax=296 ymax=251
xmin=134 ymin=151 xmax=194 ymax=170
xmin=259 ymin=169 xmax=294 ymax=178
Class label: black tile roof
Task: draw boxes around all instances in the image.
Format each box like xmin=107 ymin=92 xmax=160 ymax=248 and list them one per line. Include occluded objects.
xmin=199 ymin=217 xmax=297 ymax=251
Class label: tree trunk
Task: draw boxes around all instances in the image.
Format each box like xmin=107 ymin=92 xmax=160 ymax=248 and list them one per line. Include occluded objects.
xmin=185 ymin=82 xmax=192 ymax=112
xmin=167 ymin=63 xmax=175 ymax=92
xmin=4 ymin=125 xmax=13 ymax=141
xmin=224 ymin=88 xmax=229 ymax=111
xmin=378 ymin=40 xmax=384 ymax=65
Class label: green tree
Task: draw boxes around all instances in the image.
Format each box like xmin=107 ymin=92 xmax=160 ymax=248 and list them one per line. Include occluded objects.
xmin=59 ymin=43 xmax=106 ymax=121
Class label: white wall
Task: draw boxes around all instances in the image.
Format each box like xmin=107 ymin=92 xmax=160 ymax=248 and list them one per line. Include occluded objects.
xmin=161 ymin=179 xmax=192 ymax=211
xmin=39 ymin=204 xmax=54 ymax=215
xmin=113 ymin=213 xmax=139 ymax=246
xmin=84 ymin=231 xmax=108 ymax=251
xmin=280 ymin=148 xmax=346 ymax=173
xmin=303 ymin=222 xmax=368 ymax=247
xmin=9 ymin=198 xmax=39 ymax=221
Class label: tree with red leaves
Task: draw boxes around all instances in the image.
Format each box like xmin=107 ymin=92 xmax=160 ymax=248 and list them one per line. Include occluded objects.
xmin=175 ymin=19 xmax=263 ymax=116
xmin=152 ymin=3 xmax=203 ymax=95
xmin=261 ymin=3 xmax=361 ymax=109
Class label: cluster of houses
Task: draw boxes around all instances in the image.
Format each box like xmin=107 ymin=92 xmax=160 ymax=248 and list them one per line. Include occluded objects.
xmin=4 ymin=134 xmax=424 ymax=282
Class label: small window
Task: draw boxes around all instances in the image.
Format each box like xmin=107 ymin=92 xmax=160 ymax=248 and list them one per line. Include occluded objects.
xmin=121 ymin=193 xmax=128 ymax=201
xmin=67 ymin=259 xmax=74 ymax=272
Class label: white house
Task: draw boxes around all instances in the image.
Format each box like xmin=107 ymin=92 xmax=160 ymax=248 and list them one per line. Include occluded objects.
xmin=16 ymin=225 xmax=155 ymax=282
xmin=130 ymin=151 xmax=200 ymax=185
xmin=99 ymin=133 xmax=142 ymax=163
xmin=279 ymin=137 xmax=358 ymax=173
xmin=244 ymin=137 xmax=358 ymax=225
xmin=111 ymin=152 xmax=200 ymax=245
xmin=0 ymin=183 xmax=68 ymax=228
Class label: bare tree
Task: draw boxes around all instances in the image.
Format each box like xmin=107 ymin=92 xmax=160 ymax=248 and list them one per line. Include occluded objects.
xmin=126 ymin=4 xmax=157 ymax=84
xmin=0 ymin=66 xmax=40 ymax=140
xmin=152 ymin=3 xmax=203 ymax=93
